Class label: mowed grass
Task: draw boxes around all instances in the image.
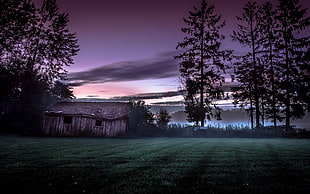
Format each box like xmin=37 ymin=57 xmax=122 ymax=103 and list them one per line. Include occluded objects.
xmin=0 ymin=137 xmax=309 ymax=194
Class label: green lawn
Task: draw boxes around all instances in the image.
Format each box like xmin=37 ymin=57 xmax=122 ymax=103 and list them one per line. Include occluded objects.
xmin=0 ymin=136 xmax=309 ymax=194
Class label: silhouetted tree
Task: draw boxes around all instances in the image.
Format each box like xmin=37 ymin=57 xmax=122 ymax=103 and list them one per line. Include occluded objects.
xmin=231 ymin=55 xmax=255 ymax=129
xmin=231 ymin=2 xmax=265 ymax=128
xmin=232 ymin=0 xmax=309 ymax=130
xmin=179 ymin=64 xmax=205 ymax=125
xmin=156 ymin=108 xmax=171 ymax=129
xmin=302 ymin=48 xmax=310 ymax=112
xmin=276 ymin=0 xmax=310 ymax=130
xmin=0 ymin=0 xmax=79 ymax=133
xmin=0 ymin=0 xmax=34 ymax=99
xmin=51 ymin=81 xmax=75 ymax=100
xmin=259 ymin=2 xmax=283 ymax=129
xmin=129 ymin=100 xmax=155 ymax=134
xmin=176 ymin=0 xmax=231 ymax=127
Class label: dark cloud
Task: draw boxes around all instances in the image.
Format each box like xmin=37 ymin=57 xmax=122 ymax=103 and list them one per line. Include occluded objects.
xmin=86 ymin=95 xmax=100 ymax=98
xmin=151 ymin=101 xmax=185 ymax=106
xmin=73 ymin=90 xmax=185 ymax=102
xmin=67 ymin=50 xmax=235 ymax=89
xmin=68 ymin=52 xmax=179 ymax=86
xmin=112 ymin=90 xmax=186 ymax=101
xmin=68 ymin=81 xmax=88 ymax=87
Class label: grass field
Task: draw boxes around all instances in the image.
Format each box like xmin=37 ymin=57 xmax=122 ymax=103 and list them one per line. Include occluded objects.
xmin=0 ymin=136 xmax=309 ymax=194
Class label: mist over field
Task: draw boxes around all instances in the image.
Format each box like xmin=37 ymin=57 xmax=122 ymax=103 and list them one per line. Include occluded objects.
xmin=150 ymin=106 xmax=310 ymax=130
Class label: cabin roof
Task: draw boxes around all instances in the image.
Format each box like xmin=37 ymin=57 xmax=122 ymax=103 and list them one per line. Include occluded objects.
xmin=45 ymin=102 xmax=130 ymax=120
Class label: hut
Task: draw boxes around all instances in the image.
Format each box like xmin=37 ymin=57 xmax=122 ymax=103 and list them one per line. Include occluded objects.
xmin=43 ymin=102 xmax=130 ymax=137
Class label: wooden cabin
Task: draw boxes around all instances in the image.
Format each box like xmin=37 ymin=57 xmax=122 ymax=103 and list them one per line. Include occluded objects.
xmin=43 ymin=102 xmax=130 ymax=137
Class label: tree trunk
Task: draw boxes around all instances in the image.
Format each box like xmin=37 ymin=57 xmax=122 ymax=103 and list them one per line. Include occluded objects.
xmin=268 ymin=27 xmax=277 ymax=130
xmin=200 ymin=8 xmax=205 ymax=127
xmin=284 ymin=19 xmax=291 ymax=131
xmin=250 ymin=12 xmax=260 ymax=128
xmin=249 ymin=87 xmax=254 ymax=130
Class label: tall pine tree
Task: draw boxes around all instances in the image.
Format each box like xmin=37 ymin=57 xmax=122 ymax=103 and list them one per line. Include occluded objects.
xmin=231 ymin=54 xmax=255 ymax=129
xmin=276 ymin=0 xmax=310 ymax=130
xmin=260 ymin=2 xmax=283 ymax=129
xmin=176 ymin=0 xmax=231 ymax=126
xmin=231 ymin=2 xmax=265 ymax=128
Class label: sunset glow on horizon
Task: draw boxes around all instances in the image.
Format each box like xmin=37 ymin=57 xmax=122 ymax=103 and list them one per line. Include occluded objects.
xmin=33 ymin=0 xmax=310 ymax=103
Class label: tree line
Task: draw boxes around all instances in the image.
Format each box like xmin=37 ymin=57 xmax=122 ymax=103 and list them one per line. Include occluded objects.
xmin=176 ymin=0 xmax=309 ymax=130
xmin=1 ymin=0 xmax=309 ymax=134
xmin=0 ymin=0 xmax=79 ymax=134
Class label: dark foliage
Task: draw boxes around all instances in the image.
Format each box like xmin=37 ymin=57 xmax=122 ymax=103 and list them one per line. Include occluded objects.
xmin=156 ymin=108 xmax=172 ymax=129
xmin=0 ymin=0 xmax=79 ymax=134
xmin=128 ymin=100 xmax=156 ymax=136
xmin=231 ymin=2 xmax=266 ymax=128
xmin=231 ymin=0 xmax=309 ymax=130
xmin=275 ymin=0 xmax=310 ymax=130
xmin=175 ymin=0 xmax=231 ymax=126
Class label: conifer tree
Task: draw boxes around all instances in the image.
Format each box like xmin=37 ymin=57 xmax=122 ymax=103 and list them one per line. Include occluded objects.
xmin=231 ymin=2 xmax=265 ymax=128
xmin=260 ymin=2 xmax=283 ymax=129
xmin=276 ymin=0 xmax=310 ymax=130
xmin=231 ymin=54 xmax=255 ymax=129
xmin=176 ymin=0 xmax=231 ymax=126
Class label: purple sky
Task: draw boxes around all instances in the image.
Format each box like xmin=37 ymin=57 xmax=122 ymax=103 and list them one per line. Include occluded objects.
xmin=34 ymin=0 xmax=310 ymax=102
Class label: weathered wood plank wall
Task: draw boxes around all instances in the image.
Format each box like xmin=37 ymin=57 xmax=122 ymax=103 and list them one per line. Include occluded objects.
xmin=43 ymin=115 xmax=128 ymax=137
